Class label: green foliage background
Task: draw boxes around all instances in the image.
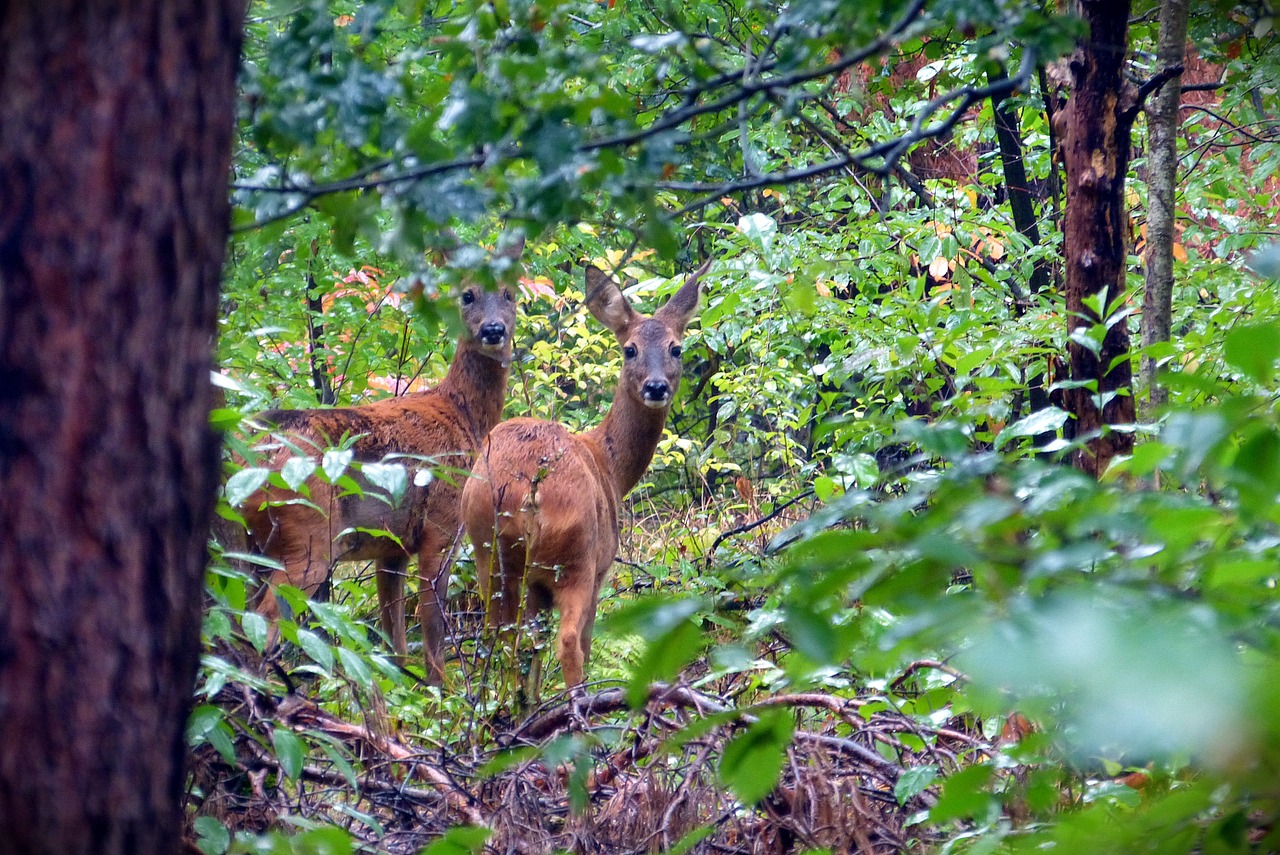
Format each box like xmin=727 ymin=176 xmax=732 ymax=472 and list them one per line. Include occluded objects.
xmin=199 ymin=1 xmax=1280 ymax=852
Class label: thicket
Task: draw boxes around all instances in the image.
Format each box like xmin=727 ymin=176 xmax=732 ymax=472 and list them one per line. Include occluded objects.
xmin=194 ymin=2 xmax=1280 ymax=853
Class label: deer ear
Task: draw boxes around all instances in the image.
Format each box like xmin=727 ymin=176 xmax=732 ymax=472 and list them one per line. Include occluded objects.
xmin=655 ymin=258 xmax=709 ymax=336
xmin=584 ymin=265 xmax=638 ymax=336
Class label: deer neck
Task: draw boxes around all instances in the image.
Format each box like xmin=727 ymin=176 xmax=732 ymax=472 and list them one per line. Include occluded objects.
xmin=586 ymin=387 xmax=669 ymax=499
xmin=436 ymin=339 xmax=510 ymax=437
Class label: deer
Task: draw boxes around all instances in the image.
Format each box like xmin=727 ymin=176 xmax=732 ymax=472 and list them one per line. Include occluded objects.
xmin=236 ymin=239 xmax=522 ymax=684
xmin=460 ymin=258 xmax=709 ymax=696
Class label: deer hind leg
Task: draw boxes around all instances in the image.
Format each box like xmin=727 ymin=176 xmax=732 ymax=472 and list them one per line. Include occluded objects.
xmin=553 ymin=563 xmax=597 ymax=690
xmin=578 ymin=571 xmax=607 ymax=674
xmin=255 ymin=528 xmax=333 ymax=633
xmin=376 ymin=556 xmax=410 ymax=657
xmin=417 ymin=524 xmax=458 ymax=686
xmin=479 ymin=535 xmax=535 ymax=704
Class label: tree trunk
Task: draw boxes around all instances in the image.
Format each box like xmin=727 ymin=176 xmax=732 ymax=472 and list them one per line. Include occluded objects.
xmin=989 ymin=66 xmax=1056 ymax=443
xmin=0 ymin=4 xmax=245 ymax=855
xmin=1061 ymin=0 xmax=1138 ymax=478
xmin=1139 ymin=0 xmax=1190 ymax=420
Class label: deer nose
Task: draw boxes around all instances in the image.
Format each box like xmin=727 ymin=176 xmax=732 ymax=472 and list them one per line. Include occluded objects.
xmin=641 ymin=380 xmax=671 ymax=404
xmin=478 ymin=322 xmax=507 ymax=345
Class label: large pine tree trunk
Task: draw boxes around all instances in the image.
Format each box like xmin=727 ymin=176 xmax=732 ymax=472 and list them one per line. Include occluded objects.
xmin=0 ymin=4 xmax=245 ymax=854
xmin=1061 ymin=0 xmax=1137 ymax=477
xmin=1140 ymin=0 xmax=1191 ymax=420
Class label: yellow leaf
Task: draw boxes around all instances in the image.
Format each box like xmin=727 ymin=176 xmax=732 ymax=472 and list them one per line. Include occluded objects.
xmin=1173 ymin=242 xmax=1188 ymax=263
xmin=929 ymin=255 xmax=951 ymax=279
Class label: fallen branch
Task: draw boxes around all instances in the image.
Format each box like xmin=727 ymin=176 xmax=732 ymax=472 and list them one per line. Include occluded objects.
xmin=274 ymin=693 xmax=486 ymax=827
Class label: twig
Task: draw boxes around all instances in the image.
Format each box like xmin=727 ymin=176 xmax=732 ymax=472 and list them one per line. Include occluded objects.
xmin=703 ymin=489 xmax=814 ymax=568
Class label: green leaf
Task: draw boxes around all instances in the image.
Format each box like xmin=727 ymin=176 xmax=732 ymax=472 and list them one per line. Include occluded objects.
xmin=928 ymin=763 xmax=996 ymax=823
xmin=209 ymin=407 xmax=243 ymax=432
xmin=225 ymin=467 xmax=270 ymax=508
xmin=296 ymin=629 xmax=334 ymax=672
xmin=894 ymin=764 xmax=939 ymax=804
xmin=272 ymin=729 xmax=305 ymax=781
xmin=421 ymin=825 xmax=491 ymax=855
xmin=718 ymin=710 xmax=794 ymax=805
xmin=187 ymin=704 xmax=224 ymax=744
xmin=281 ymin=456 xmax=317 ymax=492
xmin=321 ymin=448 xmax=355 ymax=483
xmin=995 ymin=407 xmax=1068 ymax=449
xmin=241 ymin=612 xmax=268 ymax=652
xmin=1223 ymin=322 xmax=1280 ymax=383
xmin=193 ymin=816 xmax=230 ymax=855
xmin=360 ymin=462 xmax=408 ymax=505
xmin=322 ymin=743 xmax=359 ymax=789
xmin=292 ymin=827 xmax=354 ymax=855
xmin=625 ymin=620 xmax=704 ymax=707
xmin=666 ymin=825 xmax=715 ymax=855
xmin=336 ymin=646 xmax=373 ymax=688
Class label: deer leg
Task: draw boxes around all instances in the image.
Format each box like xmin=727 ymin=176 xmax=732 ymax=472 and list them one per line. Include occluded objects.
xmin=255 ymin=528 xmax=332 ymax=635
xmin=416 ymin=525 xmax=455 ymax=685
xmin=553 ymin=565 xmax=594 ymax=689
xmin=578 ymin=572 xmax=606 ymax=672
xmin=376 ymin=556 xmax=410 ymax=656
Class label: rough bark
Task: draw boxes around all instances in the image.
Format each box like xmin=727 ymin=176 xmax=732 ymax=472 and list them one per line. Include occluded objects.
xmin=0 ymin=4 xmax=245 ymax=854
xmin=1140 ymin=0 xmax=1191 ymax=420
xmin=1061 ymin=0 xmax=1138 ymax=477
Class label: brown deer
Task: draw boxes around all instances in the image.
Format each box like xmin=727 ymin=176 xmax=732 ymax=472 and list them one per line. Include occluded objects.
xmin=238 ymin=240 xmax=522 ymax=683
xmin=461 ymin=258 xmax=709 ymax=693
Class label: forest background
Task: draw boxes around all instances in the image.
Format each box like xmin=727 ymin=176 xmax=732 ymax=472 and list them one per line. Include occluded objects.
xmin=4 ymin=1 xmax=1280 ymax=853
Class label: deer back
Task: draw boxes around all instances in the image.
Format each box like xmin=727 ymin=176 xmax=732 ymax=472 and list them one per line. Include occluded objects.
xmin=239 ymin=269 xmax=520 ymax=568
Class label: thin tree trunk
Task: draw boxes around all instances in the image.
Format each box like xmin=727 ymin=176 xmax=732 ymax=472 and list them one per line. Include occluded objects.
xmin=0 ymin=4 xmax=245 ymax=854
xmin=989 ymin=66 xmax=1050 ymax=301
xmin=1140 ymin=0 xmax=1190 ymax=420
xmin=989 ymin=65 xmax=1056 ymax=443
xmin=1061 ymin=0 xmax=1138 ymax=478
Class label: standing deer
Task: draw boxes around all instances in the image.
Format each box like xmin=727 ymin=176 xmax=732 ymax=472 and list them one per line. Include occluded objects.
xmin=461 ymin=258 xmax=709 ymax=693
xmin=239 ymin=240 xmax=522 ymax=683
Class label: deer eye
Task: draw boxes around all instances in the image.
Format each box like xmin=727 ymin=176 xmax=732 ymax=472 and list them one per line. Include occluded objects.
xmin=623 ymin=345 xmax=638 ymax=359
xmin=670 ymin=345 xmax=682 ymax=358
xmin=462 ymin=290 xmax=476 ymax=305
xmin=503 ymin=288 xmax=514 ymax=302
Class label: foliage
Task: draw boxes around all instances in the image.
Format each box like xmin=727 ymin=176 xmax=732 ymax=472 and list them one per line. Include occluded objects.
xmin=197 ymin=0 xmax=1280 ymax=852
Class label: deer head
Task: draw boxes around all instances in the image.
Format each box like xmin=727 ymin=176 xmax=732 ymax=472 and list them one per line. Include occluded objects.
xmin=583 ymin=257 xmax=709 ymax=411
